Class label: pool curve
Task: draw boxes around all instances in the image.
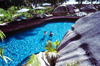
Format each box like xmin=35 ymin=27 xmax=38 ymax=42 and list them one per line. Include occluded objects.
xmin=0 ymin=18 xmax=76 ymax=66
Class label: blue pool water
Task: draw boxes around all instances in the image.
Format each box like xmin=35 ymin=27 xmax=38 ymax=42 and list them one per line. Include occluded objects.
xmin=0 ymin=20 xmax=74 ymax=66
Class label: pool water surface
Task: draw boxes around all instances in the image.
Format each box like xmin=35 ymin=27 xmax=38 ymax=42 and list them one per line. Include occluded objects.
xmin=0 ymin=20 xmax=74 ymax=66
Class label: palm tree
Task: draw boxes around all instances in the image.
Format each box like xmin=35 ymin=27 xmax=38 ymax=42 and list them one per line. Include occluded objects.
xmin=45 ymin=40 xmax=60 ymax=66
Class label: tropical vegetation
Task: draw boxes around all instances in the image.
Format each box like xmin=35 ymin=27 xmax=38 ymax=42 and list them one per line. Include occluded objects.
xmin=0 ymin=46 xmax=13 ymax=66
xmin=27 ymin=54 xmax=39 ymax=66
xmin=45 ymin=40 xmax=60 ymax=66
xmin=0 ymin=30 xmax=12 ymax=66
xmin=0 ymin=5 xmax=54 ymax=24
xmin=0 ymin=0 xmax=66 ymax=9
xmin=0 ymin=30 xmax=6 ymax=41
xmin=45 ymin=40 xmax=60 ymax=55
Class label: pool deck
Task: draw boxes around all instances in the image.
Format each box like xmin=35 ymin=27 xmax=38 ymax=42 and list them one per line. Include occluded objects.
xmin=0 ymin=16 xmax=81 ymax=34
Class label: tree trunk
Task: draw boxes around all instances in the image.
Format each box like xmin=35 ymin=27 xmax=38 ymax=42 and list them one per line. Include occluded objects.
xmin=35 ymin=0 xmax=37 ymax=7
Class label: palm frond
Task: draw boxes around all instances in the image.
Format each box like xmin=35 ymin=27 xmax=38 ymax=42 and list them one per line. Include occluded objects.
xmin=0 ymin=30 xmax=6 ymax=41
xmin=45 ymin=40 xmax=55 ymax=52
xmin=53 ymin=39 xmax=60 ymax=49
xmin=0 ymin=46 xmax=12 ymax=64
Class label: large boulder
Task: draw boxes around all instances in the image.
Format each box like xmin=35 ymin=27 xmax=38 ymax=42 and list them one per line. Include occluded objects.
xmin=80 ymin=4 xmax=98 ymax=13
xmin=56 ymin=11 xmax=100 ymax=66
xmin=52 ymin=4 xmax=77 ymax=16
xmin=53 ymin=5 xmax=68 ymax=16
xmin=67 ymin=4 xmax=77 ymax=14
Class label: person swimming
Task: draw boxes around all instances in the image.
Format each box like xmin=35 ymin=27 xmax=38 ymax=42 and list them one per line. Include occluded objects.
xmin=49 ymin=31 xmax=54 ymax=38
xmin=44 ymin=31 xmax=47 ymax=38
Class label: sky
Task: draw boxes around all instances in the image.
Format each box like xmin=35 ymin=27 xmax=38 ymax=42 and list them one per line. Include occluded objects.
xmin=64 ymin=0 xmax=100 ymax=4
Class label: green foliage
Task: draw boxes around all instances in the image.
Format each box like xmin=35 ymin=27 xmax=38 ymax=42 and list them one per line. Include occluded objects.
xmin=0 ymin=5 xmax=35 ymax=23
xmin=45 ymin=40 xmax=60 ymax=66
xmin=67 ymin=14 xmax=73 ymax=16
xmin=0 ymin=46 xmax=13 ymax=64
xmin=45 ymin=40 xmax=60 ymax=55
xmin=53 ymin=40 xmax=60 ymax=50
xmin=0 ymin=30 xmax=12 ymax=65
xmin=36 ymin=10 xmax=45 ymax=15
xmin=0 ymin=15 xmax=14 ymax=23
xmin=27 ymin=54 xmax=40 ymax=66
xmin=66 ymin=60 xmax=81 ymax=66
xmin=45 ymin=40 xmax=57 ymax=53
xmin=0 ymin=30 xmax=6 ymax=41
xmin=0 ymin=8 xmax=4 ymax=14
xmin=7 ymin=6 xmax=18 ymax=14
xmin=0 ymin=21 xmax=3 ymax=24
xmin=45 ymin=7 xmax=54 ymax=13
xmin=19 ymin=5 xmax=26 ymax=9
xmin=0 ymin=6 xmax=19 ymax=23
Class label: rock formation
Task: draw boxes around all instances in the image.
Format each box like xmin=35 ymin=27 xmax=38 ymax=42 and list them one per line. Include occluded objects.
xmin=52 ymin=5 xmax=68 ymax=16
xmin=56 ymin=11 xmax=100 ymax=66
xmin=80 ymin=4 xmax=98 ymax=13
xmin=53 ymin=4 xmax=98 ymax=16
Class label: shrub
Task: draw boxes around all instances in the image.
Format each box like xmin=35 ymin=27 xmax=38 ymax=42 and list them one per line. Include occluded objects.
xmin=45 ymin=7 xmax=54 ymax=13
xmin=45 ymin=40 xmax=60 ymax=66
xmin=0 ymin=8 xmax=4 ymax=14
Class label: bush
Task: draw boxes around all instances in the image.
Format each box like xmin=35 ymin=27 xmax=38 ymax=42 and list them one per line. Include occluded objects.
xmin=36 ymin=10 xmax=45 ymax=15
xmin=45 ymin=7 xmax=54 ymax=13
xmin=0 ymin=5 xmax=36 ymax=23
xmin=0 ymin=8 xmax=4 ymax=14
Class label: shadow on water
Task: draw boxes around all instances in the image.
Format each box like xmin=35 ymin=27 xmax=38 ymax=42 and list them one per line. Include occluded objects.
xmin=39 ymin=37 xmax=45 ymax=43
xmin=39 ymin=36 xmax=52 ymax=43
xmin=3 ymin=28 xmax=40 ymax=44
xmin=14 ymin=32 xmax=37 ymax=40
xmin=3 ymin=32 xmax=38 ymax=45
xmin=17 ymin=55 xmax=30 ymax=66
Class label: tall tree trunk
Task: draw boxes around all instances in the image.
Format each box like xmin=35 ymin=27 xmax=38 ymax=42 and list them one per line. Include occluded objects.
xmin=81 ymin=0 xmax=83 ymax=4
xmin=91 ymin=0 xmax=93 ymax=4
xmin=35 ymin=0 xmax=37 ymax=7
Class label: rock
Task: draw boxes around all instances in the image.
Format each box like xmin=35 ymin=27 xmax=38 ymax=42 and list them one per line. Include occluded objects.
xmin=53 ymin=5 xmax=68 ymax=16
xmin=53 ymin=4 xmax=98 ymax=16
xmin=74 ymin=12 xmax=87 ymax=17
xmin=55 ymin=11 xmax=100 ymax=66
xmin=80 ymin=4 xmax=98 ymax=13
xmin=23 ymin=52 xmax=50 ymax=66
xmin=53 ymin=4 xmax=77 ymax=16
xmin=67 ymin=4 xmax=77 ymax=14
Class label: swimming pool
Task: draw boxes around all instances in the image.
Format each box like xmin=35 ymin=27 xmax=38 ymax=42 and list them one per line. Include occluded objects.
xmin=0 ymin=20 xmax=75 ymax=66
